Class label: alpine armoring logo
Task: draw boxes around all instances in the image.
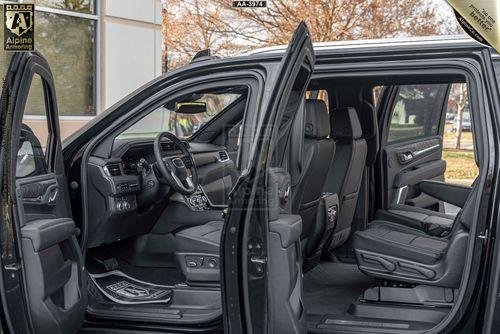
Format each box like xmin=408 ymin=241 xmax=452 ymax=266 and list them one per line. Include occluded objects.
xmin=4 ymin=3 xmax=34 ymax=51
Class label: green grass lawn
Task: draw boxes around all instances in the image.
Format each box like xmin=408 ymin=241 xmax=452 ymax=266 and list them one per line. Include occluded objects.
xmin=442 ymin=149 xmax=478 ymax=185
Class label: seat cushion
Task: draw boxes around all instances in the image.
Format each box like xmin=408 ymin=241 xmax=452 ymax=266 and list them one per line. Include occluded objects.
xmin=175 ymin=221 xmax=223 ymax=254
xmin=354 ymin=220 xmax=449 ymax=265
xmin=375 ymin=205 xmax=455 ymax=233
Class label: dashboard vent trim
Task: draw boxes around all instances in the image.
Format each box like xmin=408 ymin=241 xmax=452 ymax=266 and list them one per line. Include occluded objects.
xmin=104 ymin=162 xmax=122 ymax=177
xmin=218 ymin=151 xmax=229 ymax=162
xmin=160 ymin=140 xmax=189 ymax=151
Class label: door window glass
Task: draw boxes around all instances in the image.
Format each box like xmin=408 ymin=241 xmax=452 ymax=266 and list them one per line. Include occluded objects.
xmin=118 ymin=86 xmax=247 ymax=139
xmin=443 ymin=83 xmax=478 ymax=186
xmin=17 ymin=74 xmax=51 ymax=178
xmin=387 ymin=84 xmax=447 ymax=143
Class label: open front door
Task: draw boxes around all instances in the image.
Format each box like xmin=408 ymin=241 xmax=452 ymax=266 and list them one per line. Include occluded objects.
xmin=0 ymin=52 xmax=86 ymax=334
xmin=222 ymin=22 xmax=315 ymax=334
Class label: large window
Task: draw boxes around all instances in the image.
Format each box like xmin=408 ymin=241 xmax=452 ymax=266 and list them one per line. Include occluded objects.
xmin=387 ymin=84 xmax=447 ymax=143
xmin=7 ymin=1 xmax=97 ymax=117
xmin=118 ymin=87 xmax=247 ymax=139
xmin=32 ymin=0 xmax=95 ymax=14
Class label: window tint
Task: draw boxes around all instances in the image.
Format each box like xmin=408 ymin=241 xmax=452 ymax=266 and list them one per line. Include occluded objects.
xmin=443 ymin=83 xmax=478 ymax=186
xmin=17 ymin=74 xmax=51 ymax=178
xmin=387 ymin=84 xmax=447 ymax=143
xmin=119 ymin=87 xmax=246 ymax=139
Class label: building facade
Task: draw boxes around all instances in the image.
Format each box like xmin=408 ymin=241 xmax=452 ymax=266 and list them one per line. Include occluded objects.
xmin=7 ymin=0 xmax=163 ymax=141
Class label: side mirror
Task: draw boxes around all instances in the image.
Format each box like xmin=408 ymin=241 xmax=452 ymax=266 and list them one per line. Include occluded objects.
xmin=175 ymin=102 xmax=207 ymax=114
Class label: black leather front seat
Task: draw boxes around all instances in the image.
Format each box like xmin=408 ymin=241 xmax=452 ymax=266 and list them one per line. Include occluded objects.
xmin=324 ymin=107 xmax=367 ymax=251
xmin=174 ymin=221 xmax=223 ymax=284
xmin=292 ymin=99 xmax=335 ymax=263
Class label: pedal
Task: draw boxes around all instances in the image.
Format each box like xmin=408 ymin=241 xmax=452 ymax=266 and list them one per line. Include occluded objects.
xmin=103 ymin=258 xmax=119 ymax=271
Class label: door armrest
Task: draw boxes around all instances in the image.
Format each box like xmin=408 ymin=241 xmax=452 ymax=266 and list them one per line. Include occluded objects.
xmin=418 ymin=180 xmax=471 ymax=208
xmin=21 ymin=218 xmax=75 ymax=251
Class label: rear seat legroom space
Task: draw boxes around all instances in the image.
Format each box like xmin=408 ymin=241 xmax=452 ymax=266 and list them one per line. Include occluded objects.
xmin=302 ymin=72 xmax=489 ymax=334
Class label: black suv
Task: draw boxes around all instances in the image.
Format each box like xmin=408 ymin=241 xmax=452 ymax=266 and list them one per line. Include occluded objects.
xmin=1 ymin=23 xmax=500 ymax=333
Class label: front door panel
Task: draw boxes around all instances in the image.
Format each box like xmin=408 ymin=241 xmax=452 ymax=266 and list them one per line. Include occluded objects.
xmin=0 ymin=52 xmax=86 ymax=334
xmin=222 ymin=21 xmax=315 ymax=334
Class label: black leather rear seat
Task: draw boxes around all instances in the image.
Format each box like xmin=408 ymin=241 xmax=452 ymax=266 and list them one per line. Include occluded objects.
xmin=375 ymin=205 xmax=455 ymax=236
xmin=353 ymin=179 xmax=478 ymax=288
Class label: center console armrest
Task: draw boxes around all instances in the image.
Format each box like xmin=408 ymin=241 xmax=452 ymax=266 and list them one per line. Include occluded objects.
xmin=418 ymin=180 xmax=471 ymax=208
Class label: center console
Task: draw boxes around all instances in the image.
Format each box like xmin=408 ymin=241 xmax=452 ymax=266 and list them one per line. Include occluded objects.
xmin=184 ymin=186 xmax=212 ymax=211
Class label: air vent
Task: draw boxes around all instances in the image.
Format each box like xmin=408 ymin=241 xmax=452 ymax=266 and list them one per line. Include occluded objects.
xmin=105 ymin=163 xmax=122 ymax=177
xmin=219 ymin=151 xmax=229 ymax=161
xmin=160 ymin=141 xmax=189 ymax=151
xmin=160 ymin=141 xmax=175 ymax=151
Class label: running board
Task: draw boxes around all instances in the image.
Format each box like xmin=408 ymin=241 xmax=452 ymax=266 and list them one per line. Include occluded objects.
xmin=361 ymin=284 xmax=458 ymax=307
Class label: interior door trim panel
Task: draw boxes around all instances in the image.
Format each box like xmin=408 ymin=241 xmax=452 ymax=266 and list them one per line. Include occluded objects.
xmin=393 ymin=160 xmax=446 ymax=188
xmin=383 ymin=136 xmax=445 ymax=208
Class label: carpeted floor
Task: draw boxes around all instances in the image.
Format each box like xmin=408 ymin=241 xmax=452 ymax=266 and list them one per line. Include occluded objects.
xmin=303 ymin=261 xmax=378 ymax=316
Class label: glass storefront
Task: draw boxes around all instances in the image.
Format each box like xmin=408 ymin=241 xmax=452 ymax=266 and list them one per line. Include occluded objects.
xmin=34 ymin=11 xmax=95 ymax=116
xmin=2 ymin=1 xmax=98 ymax=117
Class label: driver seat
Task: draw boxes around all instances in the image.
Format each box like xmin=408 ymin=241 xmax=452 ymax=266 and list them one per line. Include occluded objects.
xmin=174 ymin=221 xmax=223 ymax=284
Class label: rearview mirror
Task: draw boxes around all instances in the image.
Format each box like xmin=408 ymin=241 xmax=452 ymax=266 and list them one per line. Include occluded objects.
xmin=175 ymin=102 xmax=207 ymax=114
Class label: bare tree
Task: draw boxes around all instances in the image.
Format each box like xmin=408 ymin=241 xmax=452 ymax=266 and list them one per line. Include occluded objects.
xmin=455 ymin=83 xmax=467 ymax=149
xmin=163 ymin=0 xmax=461 ymax=70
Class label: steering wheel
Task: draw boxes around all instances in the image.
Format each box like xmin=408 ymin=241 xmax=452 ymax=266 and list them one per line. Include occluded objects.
xmin=153 ymin=132 xmax=198 ymax=195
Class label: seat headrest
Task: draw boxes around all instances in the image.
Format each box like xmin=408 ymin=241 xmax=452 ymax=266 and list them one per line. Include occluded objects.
xmin=305 ymin=99 xmax=330 ymax=139
xmin=360 ymin=99 xmax=379 ymax=165
xmin=330 ymin=107 xmax=363 ymax=139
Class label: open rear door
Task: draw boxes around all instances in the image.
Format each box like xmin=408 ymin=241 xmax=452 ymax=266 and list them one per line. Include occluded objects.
xmin=0 ymin=52 xmax=86 ymax=334
xmin=221 ymin=22 xmax=315 ymax=334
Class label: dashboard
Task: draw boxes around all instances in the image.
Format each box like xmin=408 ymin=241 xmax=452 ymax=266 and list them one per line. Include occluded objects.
xmin=85 ymin=137 xmax=235 ymax=248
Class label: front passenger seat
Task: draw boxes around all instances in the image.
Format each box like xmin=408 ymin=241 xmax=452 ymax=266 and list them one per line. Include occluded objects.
xmin=291 ymin=99 xmax=335 ymax=267
xmin=324 ymin=107 xmax=367 ymax=251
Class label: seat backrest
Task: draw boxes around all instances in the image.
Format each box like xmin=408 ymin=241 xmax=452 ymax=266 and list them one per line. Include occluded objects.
xmin=360 ymin=87 xmax=379 ymax=167
xmin=325 ymin=107 xmax=367 ymax=250
xmin=291 ymin=99 xmax=335 ymax=251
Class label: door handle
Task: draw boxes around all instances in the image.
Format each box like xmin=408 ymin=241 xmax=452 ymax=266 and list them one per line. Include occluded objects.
xmin=250 ymin=257 xmax=267 ymax=265
xmin=399 ymin=151 xmax=414 ymax=164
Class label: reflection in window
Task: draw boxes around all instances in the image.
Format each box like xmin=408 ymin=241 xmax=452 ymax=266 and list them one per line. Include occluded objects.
xmin=33 ymin=0 xmax=95 ymax=14
xmin=17 ymin=75 xmax=51 ymax=179
xmin=119 ymin=87 xmax=246 ymax=139
xmin=29 ymin=11 xmax=95 ymax=116
xmin=22 ymin=75 xmax=51 ymax=153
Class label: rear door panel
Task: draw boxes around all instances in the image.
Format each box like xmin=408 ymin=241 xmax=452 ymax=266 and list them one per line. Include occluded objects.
xmin=379 ymin=83 xmax=450 ymax=210
xmin=383 ymin=135 xmax=445 ymax=206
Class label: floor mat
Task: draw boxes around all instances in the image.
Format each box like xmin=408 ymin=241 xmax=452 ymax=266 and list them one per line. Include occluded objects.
xmin=303 ymin=262 xmax=378 ymax=316
xmin=89 ymin=270 xmax=173 ymax=305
